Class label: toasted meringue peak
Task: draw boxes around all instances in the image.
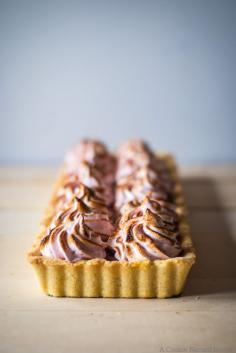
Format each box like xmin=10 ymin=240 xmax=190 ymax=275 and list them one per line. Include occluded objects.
xmin=111 ymin=199 xmax=181 ymax=261
xmin=115 ymin=175 xmax=172 ymax=210
xmin=65 ymin=139 xmax=115 ymax=178
xmin=115 ymin=140 xmax=174 ymax=210
xmin=65 ymin=139 xmax=108 ymax=167
xmin=65 ymin=140 xmax=115 ymax=207
xmin=116 ymin=140 xmax=152 ymax=180
xmin=116 ymin=139 xmax=172 ymax=180
xmin=117 ymin=139 xmax=151 ymax=158
xmin=119 ymin=197 xmax=178 ymax=223
xmin=39 ymin=193 xmax=115 ymax=262
xmin=52 ymin=176 xmax=108 ymax=214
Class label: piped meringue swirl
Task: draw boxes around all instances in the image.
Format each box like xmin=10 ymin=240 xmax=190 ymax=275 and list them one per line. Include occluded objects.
xmin=65 ymin=139 xmax=110 ymax=171
xmin=52 ymin=173 xmax=110 ymax=215
xmin=65 ymin=139 xmax=115 ymax=207
xmin=39 ymin=186 xmax=115 ymax=261
xmin=115 ymin=139 xmax=174 ymax=211
xmin=111 ymin=198 xmax=181 ymax=261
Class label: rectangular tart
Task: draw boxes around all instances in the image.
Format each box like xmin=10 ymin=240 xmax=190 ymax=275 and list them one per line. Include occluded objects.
xmin=28 ymin=153 xmax=196 ymax=298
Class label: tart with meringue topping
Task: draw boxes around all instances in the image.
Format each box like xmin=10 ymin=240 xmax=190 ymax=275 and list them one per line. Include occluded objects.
xmin=28 ymin=139 xmax=196 ymax=298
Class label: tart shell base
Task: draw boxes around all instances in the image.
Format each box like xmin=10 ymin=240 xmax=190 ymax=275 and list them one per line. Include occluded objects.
xmin=27 ymin=154 xmax=196 ymax=298
xmin=29 ymin=251 xmax=194 ymax=299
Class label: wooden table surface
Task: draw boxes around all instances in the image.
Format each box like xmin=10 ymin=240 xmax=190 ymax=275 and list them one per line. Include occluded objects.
xmin=1 ymin=165 xmax=236 ymax=353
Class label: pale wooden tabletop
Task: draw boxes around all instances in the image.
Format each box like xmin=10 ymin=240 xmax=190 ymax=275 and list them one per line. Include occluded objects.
xmin=1 ymin=165 xmax=236 ymax=353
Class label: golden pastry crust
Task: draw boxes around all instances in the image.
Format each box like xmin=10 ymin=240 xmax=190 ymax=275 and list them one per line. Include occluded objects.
xmin=28 ymin=154 xmax=196 ymax=298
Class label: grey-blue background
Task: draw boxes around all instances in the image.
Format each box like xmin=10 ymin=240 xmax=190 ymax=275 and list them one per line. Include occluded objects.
xmin=1 ymin=0 xmax=236 ymax=164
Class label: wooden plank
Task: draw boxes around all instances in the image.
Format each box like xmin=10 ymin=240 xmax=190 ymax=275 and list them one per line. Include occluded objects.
xmin=1 ymin=165 xmax=236 ymax=353
xmin=0 ymin=183 xmax=52 ymax=210
xmin=0 ymin=165 xmax=58 ymax=182
xmin=0 ymin=209 xmax=41 ymax=237
xmin=183 ymin=180 xmax=236 ymax=209
xmin=1 ymin=302 xmax=235 ymax=353
xmin=180 ymin=164 xmax=236 ymax=182
xmin=188 ymin=210 xmax=236 ymax=279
